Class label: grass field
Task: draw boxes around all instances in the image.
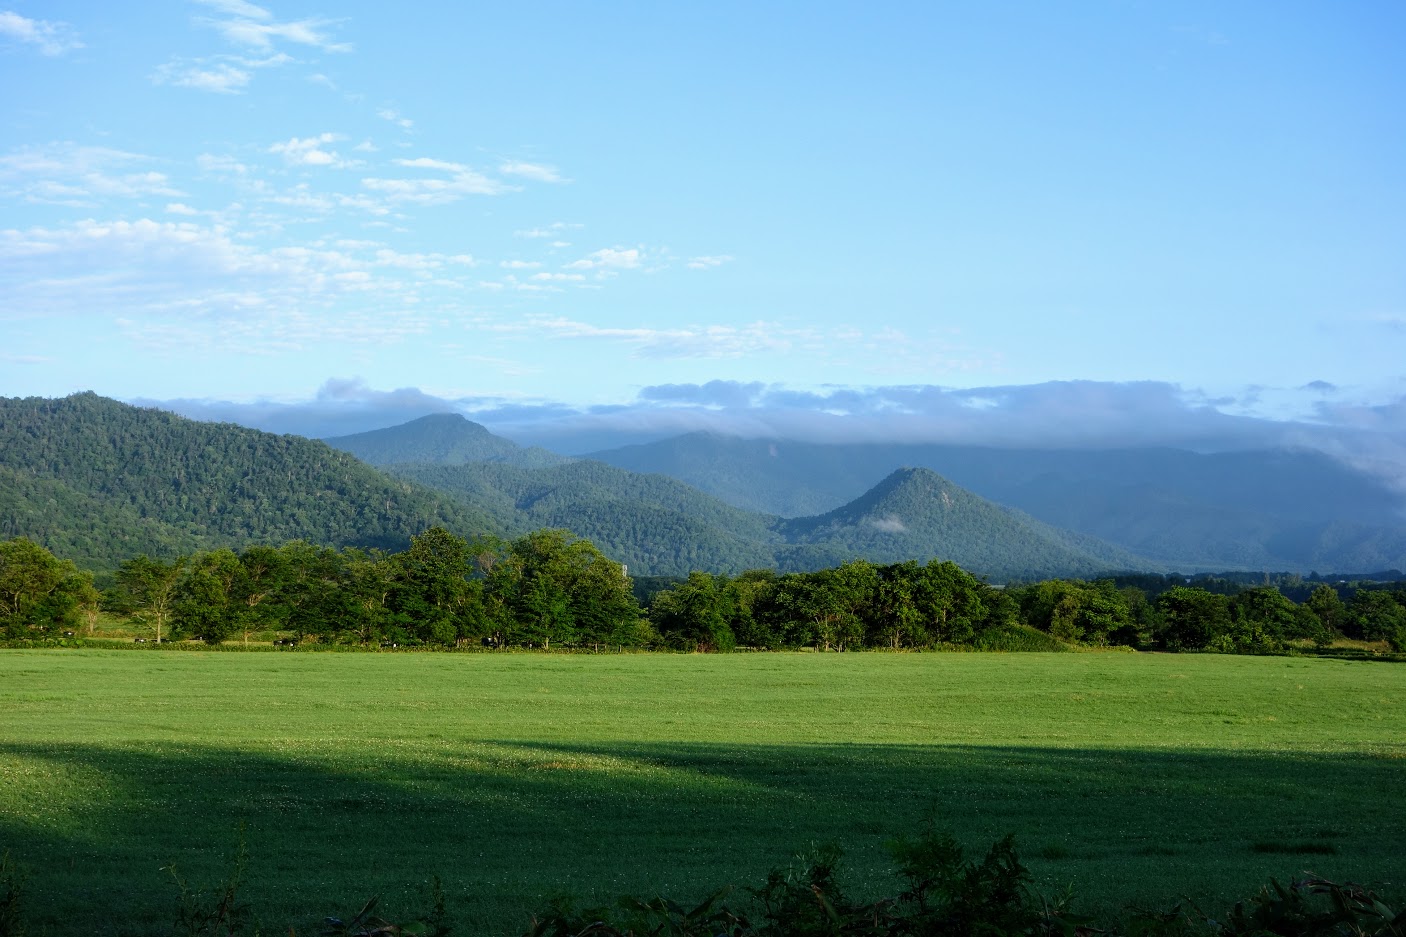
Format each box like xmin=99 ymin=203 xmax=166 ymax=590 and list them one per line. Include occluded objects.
xmin=1 ymin=649 xmax=1403 ymax=935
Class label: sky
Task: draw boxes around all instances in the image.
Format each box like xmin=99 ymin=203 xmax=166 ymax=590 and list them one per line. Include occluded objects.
xmin=2 ymin=2 xmax=1404 ymax=466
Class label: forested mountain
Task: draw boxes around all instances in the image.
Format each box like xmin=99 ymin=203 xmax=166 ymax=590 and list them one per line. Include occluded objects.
xmin=586 ymin=433 xmax=1406 ymax=572
xmin=387 ymin=460 xmax=1156 ymax=579
xmin=0 ymin=394 xmax=1161 ymax=580
xmin=325 ymin=414 xmax=570 ymax=468
xmin=0 ymin=393 xmax=495 ymax=569
xmin=780 ymin=467 xmax=1151 ymax=578
xmin=387 ymin=460 xmax=784 ymax=575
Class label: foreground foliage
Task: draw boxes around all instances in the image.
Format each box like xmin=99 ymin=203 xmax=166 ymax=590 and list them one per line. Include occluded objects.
xmin=4 ymin=530 xmax=1405 ymax=653
xmin=4 ymin=828 xmax=1402 ymax=937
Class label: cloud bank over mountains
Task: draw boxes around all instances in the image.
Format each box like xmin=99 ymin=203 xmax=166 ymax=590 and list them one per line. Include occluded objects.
xmin=140 ymin=377 xmax=1406 ymax=491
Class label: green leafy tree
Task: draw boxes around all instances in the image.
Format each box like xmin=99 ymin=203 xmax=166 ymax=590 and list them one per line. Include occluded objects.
xmin=1305 ymin=584 xmax=1347 ymax=637
xmin=1156 ymin=585 xmax=1231 ymax=651
xmin=650 ymin=571 xmax=737 ymax=652
xmin=115 ymin=554 xmax=186 ymax=643
xmin=1349 ymin=590 xmax=1406 ymax=651
xmin=174 ymin=549 xmax=244 ymax=643
xmin=0 ymin=537 xmax=90 ymax=638
xmin=507 ymin=529 xmax=639 ymax=649
xmin=391 ymin=526 xmax=488 ymax=646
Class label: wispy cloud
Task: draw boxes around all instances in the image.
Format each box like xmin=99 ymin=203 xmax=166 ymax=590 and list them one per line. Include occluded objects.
xmin=565 ymin=247 xmax=643 ymax=271
xmin=0 ymin=10 xmax=83 ymax=56
xmin=377 ymin=108 xmax=413 ymax=130
xmin=499 ymin=160 xmax=567 ymax=183
xmin=151 ymin=51 xmax=291 ymax=94
xmin=497 ymin=316 xmax=810 ymax=359
xmin=0 ymin=143 xmax=183 ymax=205
xmin=152 ymin=59 xmax=251 ymax=93
xmin=0 ymin=218 xmax=441 ymax=353
xmin=514 ymin=222 xmax=582 ymax=239
xmin=362 ymin=159 xmax=512 ymax=204
xmin=687 ymin=254 xmax=734 ymax=270
xmin=269 ymin=132 xmax=358 ymax=169
xmin=192 ymin=0 xmax=273 ymax=19
xmin=201 ymin=12 xmax=351 ymax=54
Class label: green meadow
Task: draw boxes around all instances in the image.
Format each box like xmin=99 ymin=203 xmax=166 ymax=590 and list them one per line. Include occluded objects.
xmin=1 ymin=650 xmax=1402 ymax=935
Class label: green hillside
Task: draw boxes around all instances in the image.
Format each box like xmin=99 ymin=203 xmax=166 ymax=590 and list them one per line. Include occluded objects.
xmin=781 ymin=467 xmax=1153 ymax=579
xmin=325 ymin=413 xmax=570 ymax=468
xmin=0 ymin=393 xmax=496 ymax=569
xmin=389 ymin=460 xmax=1156 ymax=579
xmin=387 ymin=460 xmax=781 ymax=575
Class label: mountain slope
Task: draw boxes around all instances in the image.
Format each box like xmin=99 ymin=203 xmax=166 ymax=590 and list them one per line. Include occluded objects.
xmin=385 ymin=460 xmax=781 ymax=575
xmin=389 ymin=459 xmax=1158 ymax=579
xmin=0 ymin=393 xmax=496 ymax=568
xmin=586 ymin=433 xmax=1406 ymax=571
xmin=325 ymin=414 xmax=569 ymax=468
xmin=780 ymin=467 xmax=1152 ymax=578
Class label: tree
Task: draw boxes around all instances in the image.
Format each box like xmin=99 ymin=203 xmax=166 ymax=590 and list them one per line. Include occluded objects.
xmin=650 ymin=571 xmax=736 ymax=652
xmin=870 ymin=562 xmax=926 ymax=649
xmin=0 ymin=537 xmax=90 ymax=638
xmin=233 ymin=544 xmax=291 ymax=643
xmin=116 ymin=554 xmax=185 ymax=643
xmin=1155 ymin=586 xmax=1231 ymax=651
xmin=1305 ymin=584 xmax=1347 ymax=637
xmin=391 ymin=527 xmax=486 ymax=646
xmin=1226 ymin=585 xmax=1299 ymax=651
xmin=174 ymin=549 xmax=243 ymax=644
xmin=506 ymin=529 xmax=639 ymax=649
xmin=1349 ymin=590 xmax=1406 ymax=651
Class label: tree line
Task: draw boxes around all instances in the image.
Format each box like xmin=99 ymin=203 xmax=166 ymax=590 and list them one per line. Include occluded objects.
xmin=2 ymin=531 xmax=1404 ymax=652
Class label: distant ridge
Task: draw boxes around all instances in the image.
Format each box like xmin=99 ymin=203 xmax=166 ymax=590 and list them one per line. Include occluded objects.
xmin=325 ymin=414 xmax=570 ymax=469
xmin=387 ymin=459 xmax=1158 ymax=579
xmin=585 ymin=432 xmax=1406 ymax=572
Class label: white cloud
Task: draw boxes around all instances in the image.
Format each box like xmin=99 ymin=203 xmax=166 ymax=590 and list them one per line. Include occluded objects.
xmin=515 ymin=222 xmax=582 ymax=238
xmin=165 ymin=203 xmax=201 ymax=215
xmin=531 ymin=272 xmax=585 ymax=282
xmin=153 ymin=59 xmax=251 ymax=93
xmin=196 ymin=153 xmax=250 ymax=175
xmin=499 ymin=160 xmax=567 ymax=183
xmin=0 ymin=143 xmax=183 ymax=204
xmin=377 ymin=108 xmax=414 ymax=130
xmin=565 ymin=247 xmax=643 ymax=271
xmin=207 ymin=15 xmax=351 ymax=53
xmin=192 ymin=0 xmax=273 ymax=19
xmin=0 ymin=218 xmax=449 ymax=353
xmin=268 ymin=133 xmax=357 ymax=169
xmin=500 ymin=260 xmax=541 ymax=269
xmin=394 ymin=157 xmax=466 ymax=172
xmin=866 ymin=515 xmax=908 ymax=533
xmin=687 ymin=254 xmax=734 ymax=269
xmin=361 ymin=161 xmax=512 ymax=204
xmin=151 ymin=51 xmax=290 ymax=94
xmin=497 ymin=315 xmax=808 ymax=359
xmin=0 ymin=11 xmax=83 ymax=55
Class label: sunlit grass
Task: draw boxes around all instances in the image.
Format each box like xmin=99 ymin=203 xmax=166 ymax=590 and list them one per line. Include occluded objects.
xmin=0 ymin=650 xmax=1402 ymax=935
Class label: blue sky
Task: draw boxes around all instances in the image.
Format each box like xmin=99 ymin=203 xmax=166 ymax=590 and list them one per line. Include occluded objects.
xmin=2 ymin=2 xmax=1404 ymax=465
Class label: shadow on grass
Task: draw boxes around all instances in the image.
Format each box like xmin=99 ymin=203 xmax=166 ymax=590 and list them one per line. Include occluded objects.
xmin=1 ymin=739 xmax=1402 ymax=935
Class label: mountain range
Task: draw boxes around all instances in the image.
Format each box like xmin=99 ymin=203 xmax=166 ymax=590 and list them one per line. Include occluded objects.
xmin=5 ymin=393 xmax=1403 ymax=579
xmin=582 ymin=433 xmax=1406 ymax=573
